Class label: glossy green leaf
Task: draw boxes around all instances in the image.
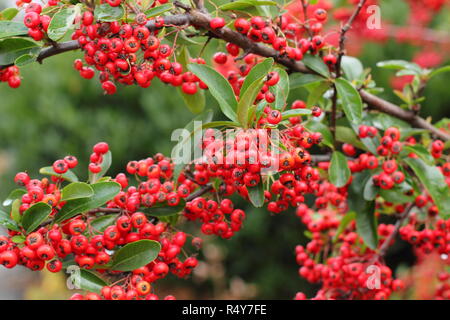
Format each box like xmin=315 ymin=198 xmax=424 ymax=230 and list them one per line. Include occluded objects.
xmin=0 ymin=21 xmax=28 ymax=38
xmin=79 ymin=269 xmax=109 ymax=294
xmin=290 ymin=74 xmax=324 ymax=89
xmin=335 ymin=126 xmax=367 ymax=151
xmin=171 ymin=109 xmax=214 ymax=182
xmin=39 ymin=166 xmax=79 ymax=182
xmin=0 ymin=8 xmax=19 ymax=21
xmin=237 ymin=75 xmax=266 ymax=128
xmin=11 ymin=199 xmax=21 ymax=224
xmin=94 ymin=3 xmax=124 ymax=22
xmin=341 ymin=56 xmax=363 ymax=81
xmin=144 ymin=3 xmax=173 ymax=18
xmin=363 ymin=175 xmax=378 ymax=201
xmin=55 ymin=182 xmax=121 ymax=223
xmin=0 ymin=38 xmax=40 ymax=65
xmin=306 ymin=80 xmax=330 ymax=107
xmin=355 ymin=200 xmax=377 ymax=250
xmin=240 ymin=58 xmax=273 ymax=97
xmin=302 ymin=54 xmax=330 ymax=78
xmin=281 ymin=108 xmax=312 ymax=120
xmin=270 ymin=67 xmax=290 ymax=110
xmin=404 ymin=157 xmax=450 ymax=215
xmin=0 ymin=209 xmax=20 ymax=232
xmin=428 ymin=66 xmax=450 ymax=79
xmin=111 ymin=240 xmax=161 ymax=272
xmin=90 ymin=214 xmax=117 ymax=233
xmin=403 ymin=145 xmax=434 ymax=165
xmin=329 ymin=151 xmax=350 ymax=188
xmin=61 ymin=182 xmax=94 ymax=202
xmin=11 ymin=235 xmax=25 ymax=243
xmin=379 ymin=188 xmax=414 ymax=204
xmin=377 ymin=60 xmax=422 ymax=74
xmin=89 ymin=150 xmax=112 ymax=183
xmin=14 ymin=53 xmax=37 ymax=67
xmin=188 ymin=64 xmax=238 ymax=122
xmin=219 ymin=0 xmax=277 ymax=11
xmin=335 ymin=78 xmax=362 ymax=124
xmin=248 ymin=182 xmax=264 ymax=208
xmin=21 ymin=202 xmax=52 ymax=233
xmin=47 ymin=6 xmax=79 ymax=41
xmin=3 ymin=189 xmax=26 ymax=207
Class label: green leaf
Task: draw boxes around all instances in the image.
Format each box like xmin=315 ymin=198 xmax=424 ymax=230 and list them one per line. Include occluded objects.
xmin=11 ymin=199 xmax=21 ymax=224
xmin=111 ymin=240 xmax=161 ymax=272
xmin=333 ymin=211 xmax=355 ymax=243
xmin=329 ymin=151 xmax=350 ymax=188
xmin=3 ymin=189 xmax=26 ymax=207
xmin=237 ymin=75 xmax=266 ymax=128
xmin=290 ymin=74 xmax=324 ymax=89
xmin=39 ymin=166 xmax=79 ymax=182
xmin=304 ymin=120 xmax=334 ymax=149
xmin=202 ymin=121 xmax=240 ymax=129
xmin=55 ymin=182 xmax=121 ymax=223
xmin=403 ymin=145 xmax=434 ymax=165
xmin=428 ymin=65 xmax=450 ymax=79
xmin=306 ymin=80 xmax=330 ymax=107
xmin=302 ymin=54 xmax=330 ymax=78
xmin=377 ymin=60 xmax=422 ymax=74
xmin=363 ymin=174 xmax=378 ymax=201
xmin=14 ymin=53 xmax=38 ymax=67
xmin=47 ymin=6 xmax=79 ymax=41
xmin=90 ymin=215 xmax=117 ymax=233
xmin=89 ymin=150 xmax=112 ymax=183
xmin=281 ymin=108 xmax=312 ymax=120
xmin=142 ymin=199 xmax=186 ymax=217
xmin=219 ymin=0 xmax=277 ymax=11
xmin=21 ymin=202 xmax=52 ymax=233
xmin=270 ymin=67 xmax=290 ymax=110
xmin=0 ymin=8 xmax=19 ymax=21
xmin=379 ymin=188 xmax=414 ymax=204
xmin=248 ymin=183 xmax=264 ymax=208
xmin=144 ymin=3 xmax=173 ymax=18
xmin=94 ymin=3 xmax=124 ymax=22
xmin=79 ymin=269 xmax=108 ymax=294
xmin=341 ymin=56 xmax=363 ymax=81
xmin=404 ymin=158 xmax=450 ymax=215
xmin=400 ymin=128 xmax=427 ymax=140
xmin=0 ymin=209 xmax=20 ymax=232
xmin=355 ymin=200 xmax=378 ymax=250
xmin=158 ymin=214 xmax=179 ymax=226
xmin=335 ymin=78 xmax=363 ymax=124
xmin=11 ymin=235 xmax=25 ymax=243
xmin=240 ymin=58 xmax=273 ymax=97
xmin=0 ymin=21 xmax=28 ymax=38
xmin=188 ymin=63 xmax=238 ymax=122
xmin=61 ymin=182 xmax=94 ymax=202
xmin=0 ymin=38 xmax=40 ymax=65
xmin=336 ymin=126 xmax=367 ymax=151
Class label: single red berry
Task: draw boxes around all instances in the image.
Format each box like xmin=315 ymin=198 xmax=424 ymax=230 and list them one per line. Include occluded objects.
xmin=210 ymin=17 xmax=225 ymax=30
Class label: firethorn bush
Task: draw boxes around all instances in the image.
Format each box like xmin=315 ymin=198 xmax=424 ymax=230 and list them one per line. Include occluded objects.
xmin=1 ymin=0 xmax=450 ymax=300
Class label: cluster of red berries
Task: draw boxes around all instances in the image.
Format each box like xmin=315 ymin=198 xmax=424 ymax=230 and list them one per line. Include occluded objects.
xmin=23 ymin=3 xmax=50 ymax=41
xmin=71 ymin=10 xmax=208 ymax=95
xmin=400 ymin=213 xmax=450 ymax=255
xmin=0 ymin=66 xmax=21 ymax=88
xmin=88 ymin=142 xmax=109 ymax=174
xmin=293 ymin=218 xmax=405 ymax=300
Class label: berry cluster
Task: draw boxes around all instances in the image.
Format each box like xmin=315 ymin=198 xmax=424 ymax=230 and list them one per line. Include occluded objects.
xmin=23 ymin=3 xmax=50 ymax=41
xmin=0 ymin=66 xmax=21 ymax=88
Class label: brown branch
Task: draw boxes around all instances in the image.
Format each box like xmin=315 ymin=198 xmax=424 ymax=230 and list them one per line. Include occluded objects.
xmin=0 ymin=6 xmax=447 ymax=142
xmin=336 ymin=0 xmax=367 ymax=78
xmin=186 ymin=184 xmax=213 ymax=201
xmin=373 ymin=203 xmax=415 ymax=262
xmin=359 ymin=90 xmax=450 ymax=141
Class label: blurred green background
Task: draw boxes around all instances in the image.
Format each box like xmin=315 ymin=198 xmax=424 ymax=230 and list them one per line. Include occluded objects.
xmin=0 ymin=0 xmax=450 ymax=299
